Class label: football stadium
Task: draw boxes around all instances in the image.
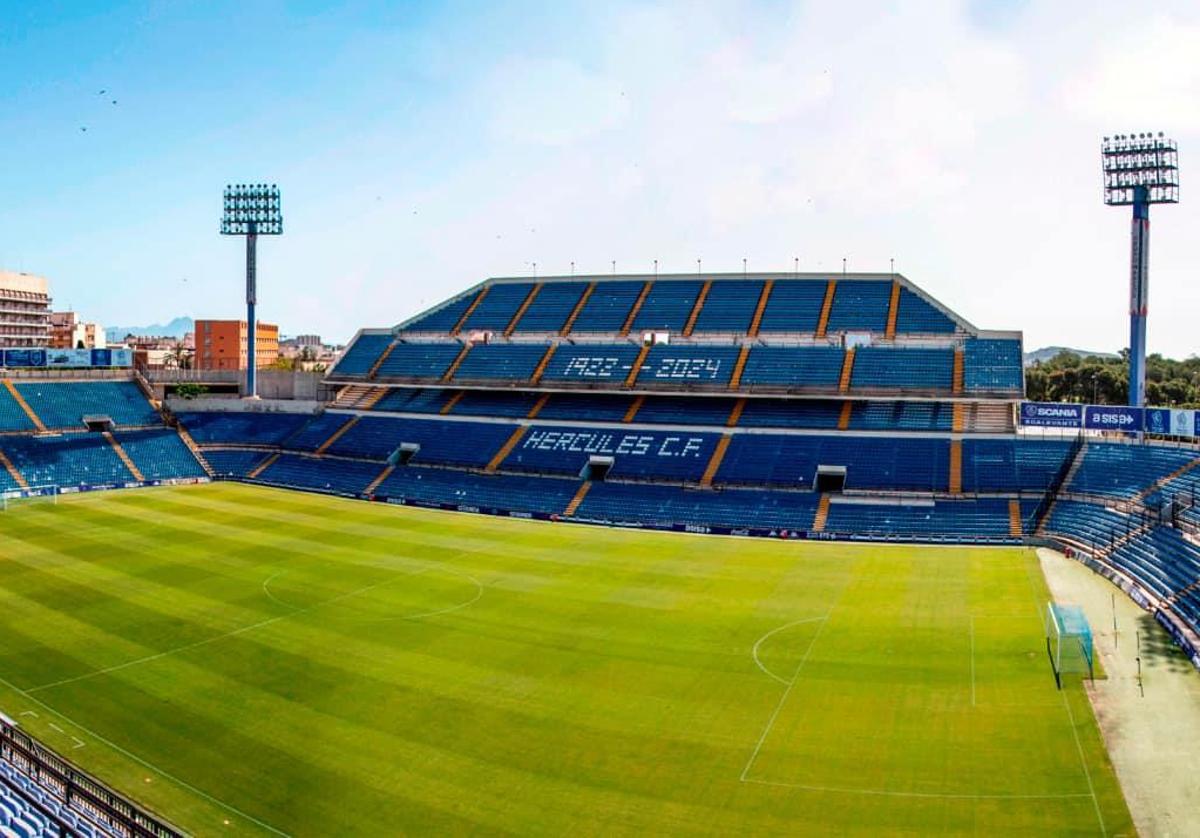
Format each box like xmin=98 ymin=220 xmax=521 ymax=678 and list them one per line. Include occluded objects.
xmin=2 ymin=255 xmax=1200 ymax=834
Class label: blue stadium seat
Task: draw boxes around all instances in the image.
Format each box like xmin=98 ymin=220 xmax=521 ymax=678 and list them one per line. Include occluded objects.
xmin=739 ymin=347 xmax=844 ymax=388
xmin=450 ymin=390 xmax=543 ymax=418
xmin=372 ymin=342 xmax=462 ymax=379
xmin=848 ymin=401 xmax=952 ymax=431
xmin=693 ymin=280 xmax=763 ymax=332
xmin=536 ymin=393 xmax=635 ymax=422
xmin=717 ymin=434 xmax=950 ymax=491
xmin=569 ymin=281 xmax=644 ymax=332
xmin=826 ymin=280 xmax=890 ymax=332
xmin=638 ymin=345 xmax=742 ymax=387
xmin=960 ymin=439 xmax=1074 ymax=492
xmin=400 ymin=291 xmax=477 ymax=332
xmin=285 ymin=414 xmax=355 ymax=451
xmin=176 ymin=411 xmax=312 ymax=446
xmin=632 ymin=281 xmax=703 ymax=332
xmin=462 ymin=283 xmax=536 ymax=331
xmin=540 ymin=344 xmax=643 ymax=384
xmin=370 ymin=388 xmax=457 ymax=414
xmin=576 ymin=482 xmax=818 ymax=531
xmin=203 ymin=448 xmax=271 ymax=477
xmin=115 ymin=429 xmax=206 ymax=480
xmin=0 ymin=386 xmax=36 ymax=432
xmin=850 ymin=347 xmax=954 ymax=390
xmin=16 ymin=381 xmax=158 ymax=428
xmin=894 ymin=289 xmax=957 ymax=333
xmin=375 ymin=466 xmax=579 ymax=513
xmin=738 ymin=399 xmax=843 ymax=429
xmin=0 ymin=433 xmax=132 ymax=489
xmin=757 ymin=279 xmax=826 ymax=332
xmin=331 ymin=333 xmax=392 ymax=376
xmin=329 ymin=416 xmax=515 ymax=467
xmin=634 ymin=396 xmax=735 ymax=426
xmin=825 ymin=498 xmax=1013 ymax=539
xmin=502 ymin=424 xmax=718 ymax=482
xmin=255 ymin=454 xmax=382 ymax=495
xmin=1067 ymin=442 xmax=1198 ymax=498
xmin=963 ymin=339 xmax=1023 ymax=392
xmin=452 ymin=344 xmax=547 ymax=381
xmin=511 ymin=282 xmax=587 ymax=333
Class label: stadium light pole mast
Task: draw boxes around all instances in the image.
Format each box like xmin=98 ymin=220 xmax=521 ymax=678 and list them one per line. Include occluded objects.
xmin=221 ymin=184 xmax=283 ymax=399
xmin=1102 ymin=133 xmax=1178 ymax=408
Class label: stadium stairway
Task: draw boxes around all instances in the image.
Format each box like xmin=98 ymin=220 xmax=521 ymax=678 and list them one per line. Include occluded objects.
xmin=3 ymin=380 xmax=45 ymax=431
xmin=247 ymin=453 xmax=280 ymax=479
xmin=315 ymin=415 xmax=360 ymax=454
xmin=1037 ymin=442 xmax=1089 ymax=535
xmin=813 ymin=494 xmax=831 ymax=532
xmin=175 ymin=426 xmax=215 ymax=477
xmin=364 ymin=464 xmax=394 ymax=494
xmin=564 ymin=481 xmax=592 ymax=516
xmin=1008 ymin=499 xmax=1022 ymax=536
xmin=0 ymin=447 xmax=28 ymax=489
xmin=103 ymin=432 xmax=144 ymax=481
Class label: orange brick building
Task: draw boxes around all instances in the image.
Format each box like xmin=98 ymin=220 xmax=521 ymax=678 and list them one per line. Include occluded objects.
xmin=194 ymin=319 xmax=279 ymax=371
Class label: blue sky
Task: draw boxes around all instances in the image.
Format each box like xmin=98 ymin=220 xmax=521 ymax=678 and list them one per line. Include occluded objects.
xmin=2 ymin=1 xmax=1200 ymax=355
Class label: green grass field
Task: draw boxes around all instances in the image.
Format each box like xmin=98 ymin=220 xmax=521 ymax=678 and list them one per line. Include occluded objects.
xmin=0 ymin=483 xmax=1132 ymax=835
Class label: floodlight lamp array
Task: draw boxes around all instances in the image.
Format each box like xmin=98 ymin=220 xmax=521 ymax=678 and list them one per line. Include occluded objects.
xmin=1102 ymin=133 xmax=1179 ymax=205
xmin=221 ymin=183 xmax=283 ymax=234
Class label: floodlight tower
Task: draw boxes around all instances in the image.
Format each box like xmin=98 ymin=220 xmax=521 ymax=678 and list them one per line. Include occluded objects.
xmin=1102 ymin=133 xmax=1179 ymax=408
xmin=220 ymin=184 xmax=282 ymax=398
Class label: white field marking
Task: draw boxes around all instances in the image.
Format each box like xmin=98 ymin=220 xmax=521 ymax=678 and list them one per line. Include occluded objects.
xmin=1020 ymin=550 xmax=1107 ymax=836
xmin=0 ymin=672 xmax=290 ymax=837
xmin=48 ymin=722 xmax=63 ymax=733
xmin=1061 ymin=687 xmax=1107 ymax=836
xmin=742 ymin=777 xmax=1096 ymax=800
xmin=70 ymin=737 xmax=85 ymax=750
xmin=740 ymin=611 xmax=834 ymax=781
xmin=751 ymin=617 xmax=827 ymax=685
xmin=259 ymin=570 xmax=300 ymax=611
xmin=970 ymin=616 xmax=976 ymax=707
xmin=18 ymin=710 xmax=37 ymax=718
xmin=27 ymin=571 xmax=421 ymax=694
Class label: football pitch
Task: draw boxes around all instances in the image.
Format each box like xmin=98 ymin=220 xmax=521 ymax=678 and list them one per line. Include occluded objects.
xmin=0 ymin=483 xmax=1132 ymax=835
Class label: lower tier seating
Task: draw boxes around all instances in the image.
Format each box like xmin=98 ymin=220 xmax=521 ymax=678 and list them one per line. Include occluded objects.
xmin=824 ymin=498 xmax=1017 ymax=539
xmin=1067 ymin=443 xmax=1199 ymax=498
xmin=203 ymin=449 xmax=272 ymax=478
xmin=174 ymin=411 xmax=312 ymax=446
xmin=115 ymin=429 xmax=208 ymax=481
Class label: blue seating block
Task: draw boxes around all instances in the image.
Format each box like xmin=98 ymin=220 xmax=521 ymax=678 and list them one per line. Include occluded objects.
xmin=331 ymin=333 xmax=392 ymax=376
xmin=740 ymin=347 xmax=844 ymax=388
xmin=963 ymin=339 xmax=1023 ymax=392
xmin=452 ymin=344 xmax=547 ymax=381
xmin=693 ymin=280 xmax=763 ymax=332
xmin=462 ymin=283 xmax=536 ymax=331
xmin=632 ymin=281 xmax=703 ymax=332
xmin=512 ymin=282 xmax=587 ymax=333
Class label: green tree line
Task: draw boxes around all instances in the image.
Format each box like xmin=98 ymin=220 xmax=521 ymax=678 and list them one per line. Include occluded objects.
xmin=1025 ymin=351 xmax=1200 ymax=407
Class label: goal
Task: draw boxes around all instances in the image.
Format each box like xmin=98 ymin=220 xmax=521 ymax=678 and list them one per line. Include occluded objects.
xmin=1 ymin=485 xmax=60 ymax=511
xmin=1044 ymin=602 xmax=1094 ymax=688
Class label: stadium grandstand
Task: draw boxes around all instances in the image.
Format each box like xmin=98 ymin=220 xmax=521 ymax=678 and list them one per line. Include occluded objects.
xmin=3 ymin=271 xmax=1200 ymax=833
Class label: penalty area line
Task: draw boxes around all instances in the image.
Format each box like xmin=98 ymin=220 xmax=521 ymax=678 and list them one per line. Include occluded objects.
xmin=742 ymin=777 xmax=1096 ymax=800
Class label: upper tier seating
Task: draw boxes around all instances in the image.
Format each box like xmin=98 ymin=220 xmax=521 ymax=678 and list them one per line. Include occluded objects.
xmin=964 ymin=339 xmax=1023 ymax=392
xmin=0 ymin=386 xmax=36 ymax=432
xmin=570 ymin=281 xmax=645 ymax=332
xmin=328 ymin=416 xmax=514 ymax=467
xmin=400 ymin=292 xmax=476 ymax=332
xmin=1067 ymin=442 xmax=1199 ymax=498
xmin=826 ymin=280 xmax=890 ymax=332
xmin=452 ymin=344 xmax=547 ymax=381
xmin=540 ymin=344 xmax=643 ymax=383
xmin=739 ymin=347 xmax=844 ymax=388
xmin=632 ymin=281 xmax=703 ymax=332
xmin=175 ymin=411 xmax=312 ymax=446
xmin=511 ymin=282 xmax=586 ymax=333
xmin=693 ymin=280 xmax=763 ymax=332
xmin=331 ymin=332 xmax=392 ymax=376
xmin=0 ymin=433 xmax=131 ymax=489
xmin=115 ymin=429 xmax=206 ymax=481
xmin=576 ymin=482 xmax=818 ymax=531
xmin=634 ymin=396 xmax=735 ymax=426
xmin=502 ymin=425 xmax=719 ymax=482
xmin=717 ymin=435 xmax=950 ymax=491
xmin=758 ymin=280 xmax=826 ymax=332
xmin=894 ymin=289 xmax=957 ymax=333
xmin=16 ymin=381 xmax=158 ymax=428
xmin=850 ymin=347 xmax=954 ymax=390
xmin=461 ymin=282 xmax=536 ymax=331
xmin=373 ymin=342 xmax=462 ymax=379
xmin=1044 ymin=500 xmax=1137 ymax=548
xmin=738 ymin=398 xmax=843 ymax=429
xmin=960 ymin=439 xmax=1074 ymax=492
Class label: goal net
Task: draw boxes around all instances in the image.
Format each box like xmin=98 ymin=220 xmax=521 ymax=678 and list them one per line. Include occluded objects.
xmin=1044 ymin=602 xmax=1094 ymax=688
xmin=1 ymin=485 xmax=59 ymax=511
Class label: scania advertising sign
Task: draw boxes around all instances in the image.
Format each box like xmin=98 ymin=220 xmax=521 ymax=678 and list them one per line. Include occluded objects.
xmin=1083 ymin=405 xmax=1143 ymax=431
xmin=1020 ymin=402 xmax=1083 ymax=428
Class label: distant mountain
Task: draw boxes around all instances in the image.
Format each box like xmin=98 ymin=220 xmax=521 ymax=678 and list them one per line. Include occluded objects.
xmin=1024 ymin=346 xmax=1121 ymax=366
xmin=105 ymin=317 xmax=193 ymax=342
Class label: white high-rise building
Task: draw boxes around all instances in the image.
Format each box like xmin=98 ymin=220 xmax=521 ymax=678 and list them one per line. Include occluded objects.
xmin=0 ymin=271 xmax=51 ymax=347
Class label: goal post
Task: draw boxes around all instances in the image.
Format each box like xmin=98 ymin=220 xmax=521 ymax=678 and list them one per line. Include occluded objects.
xmin=1045 ymin=602 xmax=1094 ymax=688
xmin=1 ymin=485 xmax=60 ymax=511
